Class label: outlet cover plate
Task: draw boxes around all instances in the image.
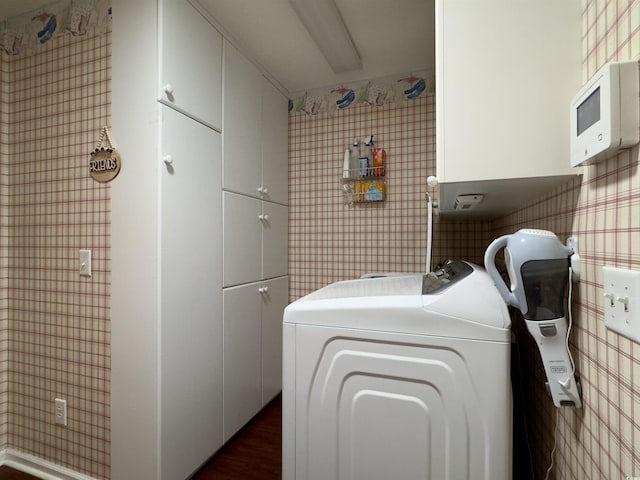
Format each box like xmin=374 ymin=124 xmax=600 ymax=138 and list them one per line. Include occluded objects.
xmin=55 ymin=398 xmax=67 ymax=426
xmin=603 ymin=266 xmax=640 ymax=343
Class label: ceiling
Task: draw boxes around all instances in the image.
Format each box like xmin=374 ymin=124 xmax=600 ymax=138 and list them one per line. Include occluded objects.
xmin=0 ymin=0 xmax=435 ymax=96
xmin=198 ymin=0 xmax=434 ymax=95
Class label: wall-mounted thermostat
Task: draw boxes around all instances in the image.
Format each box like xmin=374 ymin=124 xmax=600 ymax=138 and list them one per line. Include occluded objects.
xmin=570 ymin=60 xmax=639 ymax=167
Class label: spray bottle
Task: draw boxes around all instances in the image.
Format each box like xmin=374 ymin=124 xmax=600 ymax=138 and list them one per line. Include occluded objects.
xmin=359 ymin=135 xmax=373 ymax=177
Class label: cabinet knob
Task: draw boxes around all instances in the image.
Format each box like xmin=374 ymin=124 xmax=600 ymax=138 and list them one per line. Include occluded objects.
xmin=257 ymin=186 xmax=269 ymax=195
xmin=163 ymin=155 xmax=174 ymax=165
xmin=163 ymin=83 xmax=174 ymax=95
xmin=258 ymin=214 xmax=270 ymax=222
xmin=258 ymin=286 xmax=269 ymax=294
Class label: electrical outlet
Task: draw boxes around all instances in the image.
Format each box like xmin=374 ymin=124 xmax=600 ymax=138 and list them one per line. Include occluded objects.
xmin=603 ymin=266 xmax=640 ymax=343
xmin=55 ymin=398 xmax=67 ymax=426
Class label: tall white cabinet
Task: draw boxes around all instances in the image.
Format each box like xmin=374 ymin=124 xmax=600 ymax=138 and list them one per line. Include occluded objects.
xmin=111 ymin=0 xmax=288 ymax=479
xmin=159 ymin=1 xmax=225 ymax=479
xmin=222 ymin=40 xmax=289 ymax=441
xmin=160 ymin=105 xmax=223 ymax=480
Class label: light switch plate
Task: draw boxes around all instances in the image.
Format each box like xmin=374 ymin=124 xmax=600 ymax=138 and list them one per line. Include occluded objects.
xmin=80 ymin=249 xmax=91 ymax=277
xmin=603 ymin=266 xmax=640 ymax=343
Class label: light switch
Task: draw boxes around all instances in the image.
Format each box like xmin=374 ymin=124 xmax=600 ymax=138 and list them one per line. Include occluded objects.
xmin=80 ymin=249 xmax=92 ymax=277
xmin=603 ymin=266 xmax=640 ymax=343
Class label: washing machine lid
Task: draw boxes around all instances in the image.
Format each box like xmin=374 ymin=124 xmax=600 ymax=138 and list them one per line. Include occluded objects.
xmin=284 ymin=261 xmax=511 ymax=342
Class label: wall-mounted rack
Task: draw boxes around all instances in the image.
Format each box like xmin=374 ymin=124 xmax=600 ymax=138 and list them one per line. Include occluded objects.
xmin=342 ymin=143 xmax=386 ymax=204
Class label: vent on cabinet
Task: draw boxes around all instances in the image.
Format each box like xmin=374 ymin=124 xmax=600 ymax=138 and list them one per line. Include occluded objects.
xmin=454 ymin=194 xmax=484 ymax=210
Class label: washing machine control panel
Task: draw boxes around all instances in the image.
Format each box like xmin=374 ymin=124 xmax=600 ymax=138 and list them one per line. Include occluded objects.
xmin=422 ymin=260 xmax=473 ymax=294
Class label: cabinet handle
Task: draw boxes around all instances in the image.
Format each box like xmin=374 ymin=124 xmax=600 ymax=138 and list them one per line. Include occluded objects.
xmin=257 ymin=186 xmax=269 ymax=195
xmin=163 ymin=155 xmax=174 ymax=165
xmin=163 ymin=83 xmax=174 ymax=95
xmin=258 ymin=214 xmax=270 ymax=222
xmin=258 ymin=286 xmax=269 ymax=294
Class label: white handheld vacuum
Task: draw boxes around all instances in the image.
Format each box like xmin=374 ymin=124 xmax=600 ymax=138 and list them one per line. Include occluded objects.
xmin=484 ymin=229 xmax=582 ymax=408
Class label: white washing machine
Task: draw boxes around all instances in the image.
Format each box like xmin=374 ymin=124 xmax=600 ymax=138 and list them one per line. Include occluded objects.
xmin=282 ymin=261 xmax=512 ymax=480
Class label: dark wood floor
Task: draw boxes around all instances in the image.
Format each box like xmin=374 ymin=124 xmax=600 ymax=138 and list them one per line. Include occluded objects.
xmin=0 ymin=466 xmax=39 ymax=480
xmin=191 ymin=394 xmax=282 ymax=480
xmin=0 ymin=395 xmax=282 ymax=480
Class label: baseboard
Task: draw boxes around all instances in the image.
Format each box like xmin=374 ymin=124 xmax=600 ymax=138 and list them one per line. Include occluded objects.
xmin=0 ymin=448 xmax=97 ymax=480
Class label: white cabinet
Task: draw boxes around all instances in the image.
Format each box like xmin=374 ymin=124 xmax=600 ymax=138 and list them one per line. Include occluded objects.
xmin=223 ymin=191 xmax=288 ymax=287
xmin=222 ymin=40 xmax=262 ymax=197
xmin=160 ymin=106 xmax=222 ymax=480
xmin=435 ymin=0 xmax=581 ymax=216
xmin=261 ymin=276 xmax=287 ymax=403
xmin=222 ymin=282 xmax=262 ymax=441
xmin=262 ymin=200 xmax=288 ymax=279
xmin=223 ymin=40 xmax=289 ymax=205
xmin=261 ymin=77 xmax=289 ymax=205
xmin=223 ymin=193 xmax=262 ymax=286
xmin=159 ymin=0 xmax=223 ymax=131
xmin=220 ymin=38 xmax=288 ymax=447
xmin=223 ymin=276 xmax=288 ymax=441
xmin=112 ymin=1 xmax=285 ymax=479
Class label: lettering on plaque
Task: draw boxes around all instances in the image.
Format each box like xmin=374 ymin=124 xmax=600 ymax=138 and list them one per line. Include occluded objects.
xmin=89 ymin=147 xmax=121 ymax=183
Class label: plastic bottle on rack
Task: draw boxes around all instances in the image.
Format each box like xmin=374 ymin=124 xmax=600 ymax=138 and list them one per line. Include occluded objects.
xmin=350 ymin=139 xmax=360 ymax=178
xmin=343 ymin=147 xmax=351 ymax=179
xmin=373 ymin=146 xmax=386 ymax=176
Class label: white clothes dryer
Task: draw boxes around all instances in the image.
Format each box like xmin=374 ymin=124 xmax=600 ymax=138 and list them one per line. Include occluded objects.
xmin=282 ymin=261 xmax=512 ymax=480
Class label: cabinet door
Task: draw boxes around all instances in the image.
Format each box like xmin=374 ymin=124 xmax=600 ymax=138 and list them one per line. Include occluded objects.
xmin=223 ymin=192 xmax=262 ymax=287
xmin=159 ymin=0 xmax=222 ymax=131
xmin=160 ymin=106 xmax=222 ymax=480
xmin=262 ymin=201 xmax=288 ymax=280
xmin=223 ymin=282 xmax=263 ymax=441
xmin=436 ymin=0 xmax=580 ymax=184
xmin=261 ymin=77 xmax=289 ymax=205
xmin=261 ymin=276 xmax=288 ymax=405
xmin=223 ymin=40 xmax=262 ymax=198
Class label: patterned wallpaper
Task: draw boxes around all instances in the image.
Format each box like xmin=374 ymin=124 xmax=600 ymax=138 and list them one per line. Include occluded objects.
xmin=288 ymin=71 xmax=434 ymax=115
xmin=0 ymin=37 xmax=9 ymax=449
xmin=0 ymin=15 xmax=111 ymax=480
xmin=0 ymin=0 xmax=634 ymax=478
xmin=289 ymin=1 xmax=640 ymax=480
xmin=495 ymin=0 xmax=640 ymax=478
xmin=288 ymin=93 xmax=490 ymax=301
xmin=0 ymin=0 xmax=111 ymax=56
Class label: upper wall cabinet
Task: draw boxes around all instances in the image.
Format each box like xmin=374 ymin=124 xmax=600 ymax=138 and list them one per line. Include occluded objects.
xmin=159 ymin=0 xmax=223 ymax=131
xmin=223 ymin=40 xmax=289 ymax=205
xmin=223 ymin=41 xmax=263 ymax=198
xmin=435 ymin=0 xmax=582 ymax=217
xmin=262 ymin=78 xmax=289 ymax=206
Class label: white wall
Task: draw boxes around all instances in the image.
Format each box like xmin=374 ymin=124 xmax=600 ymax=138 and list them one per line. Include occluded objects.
xmin=111 ymin=0 xmax=161 ymax=478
